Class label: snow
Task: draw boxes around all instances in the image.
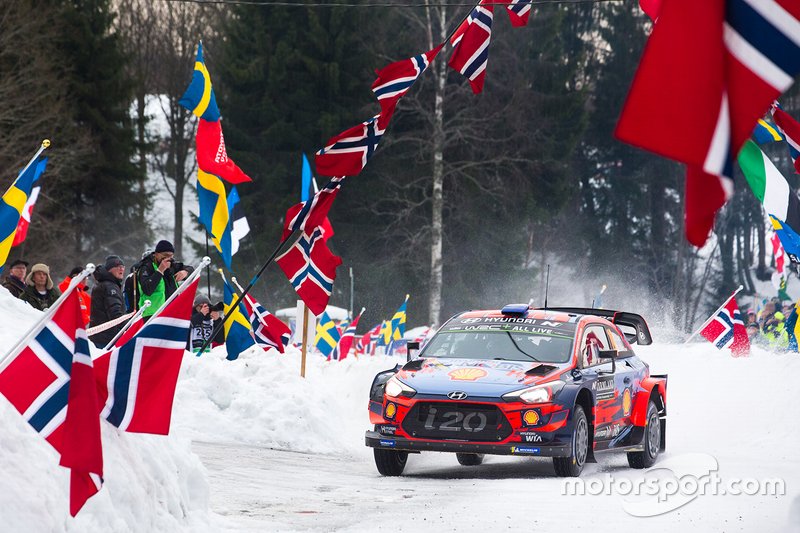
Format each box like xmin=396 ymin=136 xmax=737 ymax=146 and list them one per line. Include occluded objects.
xmin=0 ymin=286 xmax=212 ymax=531
xmin=3 ymin=277 xmax=800 ymax=531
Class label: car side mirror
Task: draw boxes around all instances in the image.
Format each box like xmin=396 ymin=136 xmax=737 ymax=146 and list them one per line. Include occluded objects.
xmin=597 ymin=349 xmax=617 ymax=374
xmin=407 ymin=341 xmax=420 ymax=362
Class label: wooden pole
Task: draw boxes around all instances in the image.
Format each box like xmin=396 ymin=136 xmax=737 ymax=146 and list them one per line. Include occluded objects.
xmin=300 ymin=304 xmax=309 ymax=378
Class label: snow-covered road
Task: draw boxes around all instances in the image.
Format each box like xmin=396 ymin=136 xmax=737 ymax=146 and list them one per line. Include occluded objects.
xmin=190 ymin=343 xmax=800 ymax=533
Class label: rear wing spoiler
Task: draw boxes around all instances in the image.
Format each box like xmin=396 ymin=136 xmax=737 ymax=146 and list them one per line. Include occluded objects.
xmin=540 ymin=307 xmax=653 ymax=345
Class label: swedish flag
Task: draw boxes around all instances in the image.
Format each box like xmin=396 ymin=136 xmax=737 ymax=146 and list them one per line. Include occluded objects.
xmin=197 ymin=169 xmax=232 ymax=267
xmin=179 ymin=41 xmax=221 ymax=122
xmin=376 ymin=320 xmax=392 ymax=347
xmin=0 ymin=156 xmax=48 ymax=267
xmin=752 ymin=119 xmax=784 ymax=144
xmin=222 ymin=276 xmax=255 ymax=360
xmin=314 ymin=312 xmax=340 ymax=358
xmin=390 ymin=295 xmax=409 ymax=341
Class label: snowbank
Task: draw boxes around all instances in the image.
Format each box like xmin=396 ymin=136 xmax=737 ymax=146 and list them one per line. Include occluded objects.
xmin=173 ymin=345 xmax=401 ymax=455
xmin=0 ymin=287 xmax=212 ymax=531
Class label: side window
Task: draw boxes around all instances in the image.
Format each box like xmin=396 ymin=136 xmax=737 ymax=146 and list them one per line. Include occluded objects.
xmin=580 ymin=325 xmax=610 ymax=368
xmin=606 ymin=327 xmax=632 ymax=356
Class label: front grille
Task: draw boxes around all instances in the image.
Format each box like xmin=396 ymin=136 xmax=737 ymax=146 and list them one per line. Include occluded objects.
xmin=402 ymin=402 xmax=512 ymax=442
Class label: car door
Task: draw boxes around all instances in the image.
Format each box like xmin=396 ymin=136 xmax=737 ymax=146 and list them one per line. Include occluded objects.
xmin=604 ymin=325 xmax=638 ymax=429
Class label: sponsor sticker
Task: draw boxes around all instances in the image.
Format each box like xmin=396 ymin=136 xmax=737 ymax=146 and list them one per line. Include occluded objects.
xmin=448 ymin=368 xmax=488 ymax=381
xmin=379 ymin=439 xmax=396 ymax=447
xmin=594 ymin=424 xmax=622 ymax=440
xmin=519 ymin=431 xmax=544 ymax=443
xmin=384 ymin=402 xmax=397 ymax=420
xmin=511 ymin=446 xmax=540 ymax=454
xmin=377 ymin=424 xmax=397 ymax=435
xmin=622 ymin=388 xmax=632 ymax=416
xmin=593 ymin=376 xmax=615 ymax=401
xmin=522 ymin=409 xmax=540 ymax=427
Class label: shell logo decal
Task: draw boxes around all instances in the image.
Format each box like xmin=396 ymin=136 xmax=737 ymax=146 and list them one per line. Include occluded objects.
xmin=622 ymin=388 xmax=632 ymax=416
xmin=385 ymin=402 xmax=397 ymax=419
xmin=522 ymin=410 xmax=540 ymax=426
xmin=448 ymin=368 xmax=488 ymax=381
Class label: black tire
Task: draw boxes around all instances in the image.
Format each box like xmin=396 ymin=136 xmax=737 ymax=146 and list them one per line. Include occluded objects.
xmin=456 ymin=453 xmax=484 ymax=466
xmin=373 ymin=448 xmax=408 ymax=476
xmin=628 ymin=400 xmax=661 ymax=469
xmin=553 ymin=405 xmax=589 ymax=477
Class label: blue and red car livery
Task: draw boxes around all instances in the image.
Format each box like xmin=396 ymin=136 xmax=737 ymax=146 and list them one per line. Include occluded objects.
xmin=365 ymin=304 xmax=667 ymax=476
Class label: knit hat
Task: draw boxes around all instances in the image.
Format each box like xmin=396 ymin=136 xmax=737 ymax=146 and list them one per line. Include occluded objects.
xmin=194 ymin=294 xmax=211 ymax=308
xmin=9 ymin=259 xmax=28 ymax=268
xmin=26 ymin=263 xmax=54 ymax=290
xmin=104 ymin=255 xmax=125 ymax=270
xmin=155 ymin=240 xmax=175 ymax=253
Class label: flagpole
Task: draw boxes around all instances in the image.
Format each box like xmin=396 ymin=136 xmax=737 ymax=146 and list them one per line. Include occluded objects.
xmin=205 ymin=233 xmax=212 ymax=298
xmin=100 ymin=300 xmax=151 ymax=352
xmin=0 ymin=262 xmax=94 ymax=372
xmin=349 ymin=267 xmax=354 ymax=320
xmin=685 ymin=285 xmax=744 ymax=344
xmin=301 ymin=304 xmax=309 ymax=378
xmin=196 ymin=229 xmax=300 ymax=355
xmin=444 ymin=1 xmax=481 ymax=44
xmin=16 ymin=139 xmax=50 ymax=181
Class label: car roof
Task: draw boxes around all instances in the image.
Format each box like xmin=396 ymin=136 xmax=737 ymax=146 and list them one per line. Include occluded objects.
xmin=455 ymin=309 xmax=601 ymax=323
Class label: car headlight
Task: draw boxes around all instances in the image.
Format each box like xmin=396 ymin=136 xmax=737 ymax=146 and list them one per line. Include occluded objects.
xmin=384 ymin=376 xmax=416 ymax=399
xmin=503 ymin=380 xmax=565 ymax=404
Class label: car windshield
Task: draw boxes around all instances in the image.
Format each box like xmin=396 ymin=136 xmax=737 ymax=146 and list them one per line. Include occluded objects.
xmin=421 ymin=328 xmax=574 ymax=363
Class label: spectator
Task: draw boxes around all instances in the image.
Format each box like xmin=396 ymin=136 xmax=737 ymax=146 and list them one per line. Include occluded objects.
xmin=210 ymin=301 xmax=226 ymax=348
xmin=21 ymin=263 xmax=60 ymax=311
xmin=58 ymin=266 xmax=90 ymax=326
xmin=2 ymin=259 xmax=28 ymax=298
xmin=136 ymin=240 xmax=194 ymax=320
xmin=189 ymin=294 xmax=213 ymax=353
xmin=89 ymin=255 xmax=127 ymax=349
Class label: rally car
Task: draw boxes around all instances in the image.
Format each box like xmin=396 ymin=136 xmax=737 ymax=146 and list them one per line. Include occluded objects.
xmin=365 ymin=304 xmax=666 ymax=477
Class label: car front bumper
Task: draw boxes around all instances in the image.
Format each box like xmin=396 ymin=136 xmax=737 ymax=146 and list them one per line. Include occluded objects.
xmin=365 ymin=430 xmax=572 ymax=457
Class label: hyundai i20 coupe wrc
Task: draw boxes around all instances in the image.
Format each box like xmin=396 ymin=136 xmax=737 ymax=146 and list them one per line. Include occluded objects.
xmin=365 ymin=305 xmax=667 ymax=477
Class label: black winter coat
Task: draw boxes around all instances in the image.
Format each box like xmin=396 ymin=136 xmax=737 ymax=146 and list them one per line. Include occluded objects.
xmin=89 ymin=267 xmax=126 ymax=348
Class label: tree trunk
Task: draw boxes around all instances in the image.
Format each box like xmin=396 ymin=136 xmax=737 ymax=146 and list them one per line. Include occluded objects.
xmin=428 ymin=6 xmax=447 ymax=327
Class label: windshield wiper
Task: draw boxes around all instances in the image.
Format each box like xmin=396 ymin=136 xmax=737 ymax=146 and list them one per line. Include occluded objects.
xmin=505 ymin=332 xmax=540 ymax=362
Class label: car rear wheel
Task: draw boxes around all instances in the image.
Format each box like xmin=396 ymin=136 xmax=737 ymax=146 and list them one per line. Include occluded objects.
xmin=373 ymin=448 xmax=408 ymax=476
xmin=456 ymin=453 xmax=484 ymax=466
xmin=628 ymin=400 xmax=660 ymax=469
xmin=553 ymin=405 xmax=588 ymax=477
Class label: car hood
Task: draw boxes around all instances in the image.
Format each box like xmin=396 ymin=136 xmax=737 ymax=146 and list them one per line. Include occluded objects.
xmin=394 ymin=358 xmax=566 ymax=398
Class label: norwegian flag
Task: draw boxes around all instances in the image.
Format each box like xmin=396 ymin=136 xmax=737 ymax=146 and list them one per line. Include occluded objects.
xmin=0 ymin=288 xmax=103 ymax=516
xmin=196 ymin=118 xmax=252 ymax=184
xmin=243 ymin=294 xmax=291 ymax=353
xmin=315 ymin=116 xmax=385 ymax=177
xmin=333 ymin=311 xmax=363 ymax=361
xmin=616 ymin=0 xmax=800 ymax=246
xmin=372 ymin=45 xmax=444 ymax=129
xmin=506 ymin=0 xmax=532 ymax=27
xmin=283 ymin=176 xmax=345 ymax=242
xmin=699 ymin=293 xmax=750 ymax=356
xmin=276 ymin=227 xmax=343 ymax=317
xmin=448 ymin=2 xmax=494 ymax=94
xmin=356 ymin=322 xmax=382 ymax=355
xmin=12 ymin=184 xmax=40 ymax=247
xmin=770 ymin=104 xmax=800 ymax=174
xmin=94 ymin=276 xmax=199 ymax=435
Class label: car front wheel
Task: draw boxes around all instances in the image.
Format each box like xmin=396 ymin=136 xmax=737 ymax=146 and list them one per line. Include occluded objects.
xmin=456 ymin=453 xmax=484 ymax=466
xmin=553 ymin=405 xmax=589 ymax=477
xmin=373 ymin=448 xmax=408 ymax=476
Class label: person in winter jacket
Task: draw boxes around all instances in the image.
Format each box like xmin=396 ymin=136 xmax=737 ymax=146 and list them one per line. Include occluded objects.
xmin=189 ymin=294 xmax=214 ymax=353
xmin=89 ymin=255 xmax=127 ymax=348
xmin=2 ymin=259 xmax=28 ymax=299
xmin=210 ymin=301 xmax=226 ymax=348
xmin=20 ymin=263 xmax=60 ymax=311
xmin=136 ymin=240 xmax=194 ymax=319
xmin=58 ymin=267 xmax=91 ymax=326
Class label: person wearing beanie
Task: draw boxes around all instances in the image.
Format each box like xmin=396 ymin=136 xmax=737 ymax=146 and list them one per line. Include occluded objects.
xmin=136 ymin=240 xmax=194 ymax=319
xmin=88 ymin=255 xmax=127 ymax=348
xmin=2 ymin=259 xmax=28 ymax=299
xmin=210 ymin=301 xmax=226 ymax=347
xmin=58 ymin=266 xmax=91 ymax=326
xmin=189 ymin=293 xmax=213 ymax=353
xmin=21 ymin=263 xmax=61 ymax=311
